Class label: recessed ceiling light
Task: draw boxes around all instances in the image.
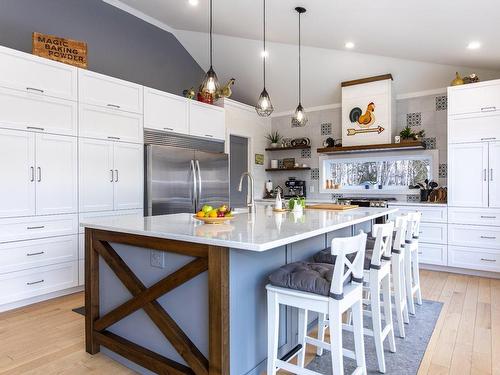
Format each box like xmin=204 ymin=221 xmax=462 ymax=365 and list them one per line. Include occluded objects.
xmin=345 ymin=42 xmax=355 ymax=49
xmin=188 ymin=0 xmax=199 ymax=6
xmin=467 ymin=41 xmax=481 ymax=50
xmin=261 ymin=50 xmax=269 ymax=58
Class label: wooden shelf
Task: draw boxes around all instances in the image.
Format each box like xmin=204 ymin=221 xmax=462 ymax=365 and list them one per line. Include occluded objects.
xmin=317 ymin=141 xmax=424 ymax=154
xmin=265 ymin=145 xmax=311 ymax=151
xmin=265 ymin=167 xmax=311 ymax=172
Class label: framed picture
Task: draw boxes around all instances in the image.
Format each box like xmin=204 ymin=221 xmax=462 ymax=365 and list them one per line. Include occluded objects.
xmin=283 ymin=158 xmax=295 ymax=169
xmin=255 ymin=153 xmax=264 ymax=165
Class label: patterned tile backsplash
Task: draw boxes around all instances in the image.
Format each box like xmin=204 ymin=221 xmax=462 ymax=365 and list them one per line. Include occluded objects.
xmin=435 ymin=95 xmax=447 ymax=111
xmin=439 ymin=163 xmax=447 ymax=178
xmin=301 ymin=148 xmax=311 ymax=158
xmin=320 ymin=122 xmax=332 ymax=135
xmin=406 ymin=194 xmax=421 ymax=203
xmin=423 ymin=137 xmax=436 ymax=149
xmin=406 ymin=112 xmax=422 ymax=127
xmin=310 ymin=168 xmax=320 ymax=180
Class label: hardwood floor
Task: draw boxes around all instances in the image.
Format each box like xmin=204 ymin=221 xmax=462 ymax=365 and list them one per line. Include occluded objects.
xmin=0 ymin=270 xmax=498 ymax=374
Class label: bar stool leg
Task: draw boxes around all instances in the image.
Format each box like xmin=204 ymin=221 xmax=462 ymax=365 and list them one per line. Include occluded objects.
xmin=371 ymin=274 xmax=386 ymax=373
xmin=316 ymin=313 xmax=326 ymax=356
xmin=382 ymin=273 xmax=396 ymax=353
xmin=267 ymin=291 xmax=279 ymax=375
xmin=412 ymin=250 xmax=423 ymax=305
xmin=401 ymin=264 xmax=410 ymax=324
xmin=329 ymin=302 xmax=344 ymax=375
xmin=297 ymin=308 xmax=307 ymax=367
xmin=392 ymin=259 xmax=405 ymax=338
xmin=405 ymin=251 xmax=416 ymax=315
xmin=351 ymin=300 xmax=367 ymax=374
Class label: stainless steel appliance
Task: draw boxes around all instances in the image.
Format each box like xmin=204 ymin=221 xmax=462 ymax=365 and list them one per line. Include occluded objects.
xmin=145 ymin=145 xmax=229 ymax=216
xmin=337 ymin=197 xmax=396 ymax=223
xmin=284 ymin=178 xmax=306 ymax=198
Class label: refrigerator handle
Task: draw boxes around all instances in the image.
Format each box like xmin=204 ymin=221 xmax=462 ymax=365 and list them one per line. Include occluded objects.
xmin=195 ymin=160 xmax=202 ymax=206
xmin=190 ymin=160 xmax=198 ymax=211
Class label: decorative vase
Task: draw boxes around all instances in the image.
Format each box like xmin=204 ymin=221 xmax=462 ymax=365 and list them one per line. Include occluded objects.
xmin=270 ymin=143 xmax=279 ymax=148
xmin=420 ymin=189 xmax=429 ymax=202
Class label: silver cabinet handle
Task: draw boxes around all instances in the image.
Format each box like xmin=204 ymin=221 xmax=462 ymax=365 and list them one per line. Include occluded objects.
xmin=110 ymin=169 xmax=114 ymax=182
xmin=26 ymin=87 xmax=44 ymax=94
xmin=480 ymin=236 xmax=497 ymax=240
xmin=115 ymin=169 xmax=119 ymax=182
xmin=26 ymin=126 xmax=45 ymax=131
xmin=27 ymin=279 xmax=44 ymax=285
xmin=480 ymin=258 xmax=496 ymax=262
xmin=27 ymin=225 xmax=44 ymax=230
xmin=37 ymin=167 xmax=41 ymax=182
xmin=491 ymin=168 xmax=494 ymax=181
xmin=481 ymin=215 xmax=497 ymax=219
xmin=27 ymin=251 xmax=45 ymax=257
xmin=164 ymin=127 xmax=174 ymax=131
xmin=107 ymin=104 xmax=121 ymax=109
xmin=107 ymin=136 xmax=121 ymax=140
xmin=481 ymin=137 xmax=497 ymax=141
xmin=480 ymin=106 xmax=496 ymax=112
xmin=204 ymin=134 xmax=214 ymax=138
xmin=30 ymin=166 xmax=34 ymax=182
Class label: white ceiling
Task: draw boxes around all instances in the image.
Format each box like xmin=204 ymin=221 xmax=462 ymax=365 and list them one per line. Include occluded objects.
xmin=114 ymin=0 xmax=500 ymax=70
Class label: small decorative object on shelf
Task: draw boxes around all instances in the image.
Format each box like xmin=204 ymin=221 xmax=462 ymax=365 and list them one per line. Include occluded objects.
xmin=394 ymin=135 xmax=401 ymax=144
xmin=451 ymin=72 xmax=464 ymax=86
xmin=265 ymin=130 xmax=282 ymax=148
xmin=400 ymin=126 xmax=425 ymax=142
xmin=291 ymin=137 xmax=311 ymax=147
xmin=416 ymin=179 xmax=439 ymax=202
xmin=463 ymin=73 xmax=480 ymax=84
xmin=197 ymin=90 xmax=214 ymax=104
xmin=182 ymin=87 xmax=196 ymax=99
xmin=215 ymin=78 xmax=235 ymax=100
xmin=283 ymin=158 xmax=295 ymax=169
xmin=323 ymin=137 xmax=335 ymax=148
xmin=32 ymin=32 xmax=88 ymax=68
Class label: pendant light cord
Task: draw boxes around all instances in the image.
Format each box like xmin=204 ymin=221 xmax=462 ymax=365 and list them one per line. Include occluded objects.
xmin=263 ymin=0 xmax=266 ymax=88
xmin=298 ymin=10 xmax=302 ymax=105
xmin=209 ymin=0 xmax=213 ymax=67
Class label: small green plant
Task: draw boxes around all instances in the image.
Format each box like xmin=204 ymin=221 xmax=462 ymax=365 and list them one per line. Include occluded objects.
xmin=288 ymin=197 xmax=306 ymax=210
xmin=265 ymin=131 xmax=282 ymax=144
xmin=400 ymin=126 xmax=426 ymax=140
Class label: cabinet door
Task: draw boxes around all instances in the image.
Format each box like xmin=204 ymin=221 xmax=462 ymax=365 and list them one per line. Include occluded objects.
xmin=448 ymin=142 xmax=489 ymax=207
xmin=489 ymin=142 xmax=500 ymax=208
xmin=35 ymin=134 xmax=78 ymax=215
xmin=189 ymin=101 xmax=225 ymax=140
xmin=79 ymin=138 xmax=114 ymax=212
xmin=0 ymin=87 xmax=77 ymax=136
xmin=448 ymin=81 xmax=500 ymax=116
xmin=144 ymin=88 xmax=188 ymax=134
xmin=113 ymin=142 xmax=143 ymax=210
xmin=448 ymin=112 xmax=500 ymax=144
xmin=0 ymin=129 xmax=35 ymax=218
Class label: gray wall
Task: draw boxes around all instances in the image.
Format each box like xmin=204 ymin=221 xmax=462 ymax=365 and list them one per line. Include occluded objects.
xmin=0 ymin=0 xmax=205 ymax=96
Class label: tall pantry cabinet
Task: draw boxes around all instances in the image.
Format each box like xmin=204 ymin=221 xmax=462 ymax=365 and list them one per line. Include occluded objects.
xmin=0 ymin=46 xmax=143 ymax=311
xmin=448 ymin=80 xmax=500 ymax=273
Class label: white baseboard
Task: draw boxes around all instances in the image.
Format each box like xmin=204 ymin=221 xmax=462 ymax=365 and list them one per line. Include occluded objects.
xmin=421 ymin=263 xmax=500 ymax=279
xmin=0 ymin=286 xmax=84 ymax=313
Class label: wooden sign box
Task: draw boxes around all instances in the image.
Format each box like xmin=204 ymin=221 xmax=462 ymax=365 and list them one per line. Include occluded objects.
xmin=32 ymin=32 xmax=87 ymax=69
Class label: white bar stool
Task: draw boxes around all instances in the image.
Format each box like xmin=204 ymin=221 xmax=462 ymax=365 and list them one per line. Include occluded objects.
xmin=266 ymin=231 xmax=368 ymax=375
xmin=404 ymin=212 xmax=423 ymax=315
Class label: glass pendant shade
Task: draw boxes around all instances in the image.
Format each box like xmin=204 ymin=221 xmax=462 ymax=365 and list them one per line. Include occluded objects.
xmin=291 ymin=103 xmax=308 ymax=127
xmin=255 ymin=88 xmax=274 ymax=116
xmin=201 ymin=66 xmax=220 ymax=94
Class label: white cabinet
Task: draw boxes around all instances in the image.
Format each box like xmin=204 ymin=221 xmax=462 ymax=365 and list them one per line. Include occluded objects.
xmin=189 ymin=101 xmax=225 ymax=140
xmin=79 ymin=138 xmax=143 ymax=213
xmin=0 ymin=46 xmax=77 ymax=101
xmin=448 ymin=80 xmax=500 ymax=116
xmin=0 ymin=129 xmax=35 ymax=218
xmin=448 ymin=207 xmax=500 ymax=227
xmin=0 ymin=87 xmax=77 ymax=136
xmin=448 ymin=224 xmax=500 ymax=250
xmin=448 ymin=142 xmax=489 ymax=207
xmin=35 ymin=134 xmax=78 ymax=215
xmin=448 ymin=246 xmax=500 ymax=273
xmin=388 ymin=204 xmax=447 ymax=223
xmin=489 ymin=142 xmax=500 ymax=208
xmin=79 ymin=103 xmax=143 ymax=144
xmin=78 ymin=70 xmax=143 ymax=113
xmin=418 ymin=243 xmax=448 ymax=266
xmin=448 ymin=112 xmax=500 ymax=144
xmin=144 ymin=87 xmax=188 ymax=134
xmin=0 ymin=214 xmax=78 ymax=243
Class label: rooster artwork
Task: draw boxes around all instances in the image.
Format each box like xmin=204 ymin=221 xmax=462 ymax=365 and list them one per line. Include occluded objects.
xmin=347 ymin=102 xmax=385 ymax=136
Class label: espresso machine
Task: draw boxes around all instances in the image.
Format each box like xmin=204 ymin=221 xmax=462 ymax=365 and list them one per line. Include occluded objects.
xmin=284 ymin=177 xmax=306 ymax=198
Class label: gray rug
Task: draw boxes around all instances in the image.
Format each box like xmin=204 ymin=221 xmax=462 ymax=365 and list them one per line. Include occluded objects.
xmin=306 ymin=300 xmax=442 ymax=374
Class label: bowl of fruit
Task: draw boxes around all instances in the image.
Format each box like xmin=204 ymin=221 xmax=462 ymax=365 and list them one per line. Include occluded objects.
xmin=194 ymin=204 xmax=235 ymax=224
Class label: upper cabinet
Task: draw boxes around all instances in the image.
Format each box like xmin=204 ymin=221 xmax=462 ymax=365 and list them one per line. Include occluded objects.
xmin=0 ymin=46 xmax=77 ymax=101
xmin=448 ymin=80 xmax=500 ymax=116
xmin=78 ymin=70 xmax=143 ymax=114
xmin=144 ymin=87 xmax=188 ymax=134
xmin=189 ymin=101 xmax=225 ymax=140
xmin=448 ymin=112 xmax=500 ymax=144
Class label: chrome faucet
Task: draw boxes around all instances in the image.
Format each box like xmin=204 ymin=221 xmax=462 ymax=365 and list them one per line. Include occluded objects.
xmin=238 ymin=172 xmax=255 ymax=213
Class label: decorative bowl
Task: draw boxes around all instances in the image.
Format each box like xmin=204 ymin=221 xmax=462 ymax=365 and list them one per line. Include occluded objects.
xmin=193 ymin=215 xmax=236 ymax=224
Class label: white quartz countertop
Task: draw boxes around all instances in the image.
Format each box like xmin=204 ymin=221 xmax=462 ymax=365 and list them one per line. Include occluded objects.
xmin=81 ymin=207 xmax=397 ymax=252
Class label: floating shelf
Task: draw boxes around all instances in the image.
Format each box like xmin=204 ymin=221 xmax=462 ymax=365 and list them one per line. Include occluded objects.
xmin=265 ymin=167 xmax=311 ymax=172
xmin=317 ymin=141 xmax=425 ymax=155
xmin=265 ymin=145 xmax=311 ymax=151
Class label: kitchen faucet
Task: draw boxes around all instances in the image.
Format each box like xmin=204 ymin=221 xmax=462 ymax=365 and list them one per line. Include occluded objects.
xmin=238 ymin=172 xmax=255 ymax=213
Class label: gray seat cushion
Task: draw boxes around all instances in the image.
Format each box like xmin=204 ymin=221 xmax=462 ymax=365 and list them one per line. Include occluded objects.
xmin=269 ymin=261 xmax=351 ymax=296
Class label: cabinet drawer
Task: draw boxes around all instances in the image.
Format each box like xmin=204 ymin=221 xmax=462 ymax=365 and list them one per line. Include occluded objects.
xmin=448 ymin=113 xmax=500 ymax=143
xmin=79 ymin=104 xmax=143 ymax=144
xmin=448 ymin=207 xmax=500 ymax=226
xmin=0 ymin=261 xmax=78 ymax=305
xmin=388 ymin=204 xmax=447 ymax=223
xmin=78 ymin=259 xmax=84 ymax=286
xmin=418 ymin=223 xmax=447 ymax=244
xmin=79 ymin=209 xmax=143 ymax=233
xmin=418 ymin=243 xmax=447 ymax=266
xmin=448 ymin=224 xmax=500 ymax=249
xmin=0 ymin=235 xmax=77 ymax=274
xmin=144 ymin=87 xmax=188 ymax=134
xmin=0 ymin=214 xmax=78 ymax=243
xmin=78 ymin=70 xmax=143 ymax=113
xmin=0 ymin=87 xmax=77 ymax=136
xmin=189 ymin=101 xmax=225 ymax=140
xmin=448 ymin=245 xmax=500 ymax=272
xmin=0 ymin=46 xmax=77 ymax=101
xmin=448 ymin=81 xmax=500 ymax=116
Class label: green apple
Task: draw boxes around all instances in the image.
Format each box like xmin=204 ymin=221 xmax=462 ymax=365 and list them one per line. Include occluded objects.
xmin=202 ymin=205 xmax=213 ymax=213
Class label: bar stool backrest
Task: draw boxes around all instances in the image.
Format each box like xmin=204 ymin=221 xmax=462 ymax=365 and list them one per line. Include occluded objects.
xmin=371 ymin=221 xmax=395 ymax=268
xmin=405 ymin=212 xmax=422 ymax=241
xmin=393 ymin=216 xmax=408 ymax=253
xmin=329 ymin=231 xmax=367 ymax=300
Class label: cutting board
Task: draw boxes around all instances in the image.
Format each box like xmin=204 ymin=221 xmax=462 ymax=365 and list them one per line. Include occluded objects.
xmin=305 ymin=204 xmax=359 ymax=211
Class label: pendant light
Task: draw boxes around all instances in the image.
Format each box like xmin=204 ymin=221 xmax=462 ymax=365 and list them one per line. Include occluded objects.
xmin=291 ymin=6 xmax=308 ymax=127
xmin=200 ymin=0 xmax=220 ymax=95
xmin=255 ymin=0 xmax=274 ymax=117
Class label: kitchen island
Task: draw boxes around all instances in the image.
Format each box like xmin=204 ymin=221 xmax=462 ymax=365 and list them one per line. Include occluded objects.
xmin=82 ymin=206 xmax=396 ymax=375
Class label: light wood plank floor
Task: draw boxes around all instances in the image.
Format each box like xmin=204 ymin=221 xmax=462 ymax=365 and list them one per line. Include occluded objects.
xmin=0 ymin=270 xmax=498 ymax=374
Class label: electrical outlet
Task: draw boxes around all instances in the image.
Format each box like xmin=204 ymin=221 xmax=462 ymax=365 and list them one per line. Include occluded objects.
xmin=150 ymin=250 xmax=165 ymax=268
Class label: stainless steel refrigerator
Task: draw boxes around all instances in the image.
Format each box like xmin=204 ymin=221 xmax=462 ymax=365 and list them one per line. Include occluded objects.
xmin=144 ymin=145 xmax=229 ymax=216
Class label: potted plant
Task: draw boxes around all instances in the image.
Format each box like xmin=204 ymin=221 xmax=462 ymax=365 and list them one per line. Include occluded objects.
xmin=399 ymin=126 xmax=425 ymax=143
xmin=266 ymin=131 xmax=282 ymax=148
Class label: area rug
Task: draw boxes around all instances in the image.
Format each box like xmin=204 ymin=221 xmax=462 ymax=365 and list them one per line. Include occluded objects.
xmin=306 ymin=300 xmax=442 ymax=374
xmin=72 ymin=306 xmax=85 ymax=316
